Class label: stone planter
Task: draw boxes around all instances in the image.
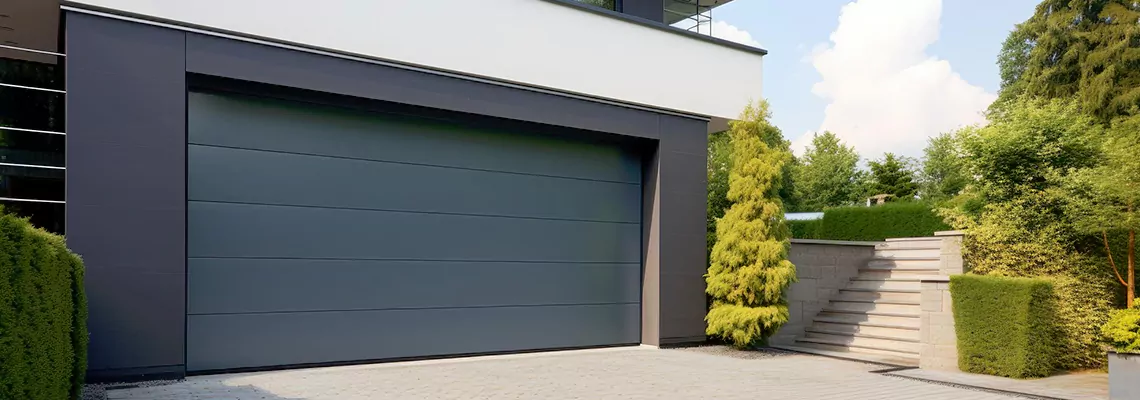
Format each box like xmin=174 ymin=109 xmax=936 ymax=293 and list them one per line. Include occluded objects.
xmin=1110 ymin=351 xmax=1140 ymax=400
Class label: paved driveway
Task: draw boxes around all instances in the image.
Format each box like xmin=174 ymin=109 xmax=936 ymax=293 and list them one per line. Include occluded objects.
xmin=108 ymin=347 xmax=1016 ymax=400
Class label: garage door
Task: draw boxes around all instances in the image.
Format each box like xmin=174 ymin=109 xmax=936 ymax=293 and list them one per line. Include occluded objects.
xmin=185 ymin=92 xmax=643 ymax=372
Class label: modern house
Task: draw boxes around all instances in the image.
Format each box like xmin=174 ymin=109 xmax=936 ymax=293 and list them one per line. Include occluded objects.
xmin=1 ymin=0 xmax=766 ymax=381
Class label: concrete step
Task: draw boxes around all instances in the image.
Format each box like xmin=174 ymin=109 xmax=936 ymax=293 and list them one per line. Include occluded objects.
xmin=873 ymin=248 xmax=940 ymax=259
xmin=875 ymin=240 xmax=942 ymax=251
xmin=840 ymin=287 xmax=920 ymax=295
xmin=772 ymin=344 xmax=919 ymax=367
xmin=799 ymin=332 xmax=920 ymax=354
xmin=809 ymin=321 xmax=920 ymax=339
xmin=859 ymin=267 xmax=941 ymax=275
xmin=831 ymin=291 xmax=921 ymax=305
xmin=845 ymin=279 xmax=922 ymax=291
xmin=813 ymin=311 xmax=920 ymax=329
xmin=884 ymin=236 xmax=942 ymax=243
xmin=826 ymin=300 xmax=921 ymax=315
xmin=821 ymin=307 xmax=919 ymax=319
xmin=866 ymin=257 xmax=941 ymax=270
xmin=853 ymin=270 xmax=933 ymax=281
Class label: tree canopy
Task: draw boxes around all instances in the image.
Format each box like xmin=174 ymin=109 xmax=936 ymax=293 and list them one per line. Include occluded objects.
xmin=794 ymin=131 xmax=861 ymax=211
xmin=867 ymin=153 xmax=919 ymax=201
xmin=920 ymin=132 xmax=970 ymax=202
xmin=995 ymin=0 xmax=1140 ymax=121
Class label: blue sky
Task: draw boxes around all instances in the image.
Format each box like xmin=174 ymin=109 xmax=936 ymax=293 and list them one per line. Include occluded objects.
xmin=709 ymin=0 xmax=1040 ymax=158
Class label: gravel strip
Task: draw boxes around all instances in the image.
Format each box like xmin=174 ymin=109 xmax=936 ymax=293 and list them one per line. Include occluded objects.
xmin=82 ymin=380 xmax=181 ymax=400
xmin=672 ymin=344 xmax=800 ymax=360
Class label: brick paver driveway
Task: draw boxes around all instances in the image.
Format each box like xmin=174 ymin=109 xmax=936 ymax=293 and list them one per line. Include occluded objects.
xmin=108 ymin=347 xmax=1015 ymax=400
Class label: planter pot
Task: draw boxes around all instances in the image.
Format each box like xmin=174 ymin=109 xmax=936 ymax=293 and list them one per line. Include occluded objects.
xmin=1110 ymin=351 xmax=1140 ymax=400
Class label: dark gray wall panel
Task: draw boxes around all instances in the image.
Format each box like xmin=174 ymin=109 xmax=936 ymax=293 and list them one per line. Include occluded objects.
xmin=188 ymin=201 xmax=640 ymax=263
xmin=185 ymin=34 xmax=669 ymax=140
xmin=621 ymin=0 xmax=664 ymax=22
xmin=187 ymin=304 xmax=640 ymax=371
xmin=65 ymin=12 xmax=187 ymax=374
xmin=188 ymin=259 xmax=639 ymax=314
xmin=188 ymin=145 xmax=640 ymax=223
xmin=188 ymin=93 xmax=642 ymax=184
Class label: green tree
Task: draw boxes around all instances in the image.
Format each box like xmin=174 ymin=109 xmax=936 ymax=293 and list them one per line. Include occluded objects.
xmin=1056 ymin=115 xmax=1140 ymax=307
xmin=920 ymin=132 xmax=970 ymax=202
xmin=866 ymin=153 xmax=918 ymax=201
xmin=707 ymin=130 xmax=733 ymax=256
xmin=794 ymin=131 xmax=861 ymax=210
xmin=706 ymin=101 xmax=796 ymax=347
xmin=942 ymin=97 xmax=1114 ymax=369
xmin=994 ymin=0 xmax=1140 ymax=121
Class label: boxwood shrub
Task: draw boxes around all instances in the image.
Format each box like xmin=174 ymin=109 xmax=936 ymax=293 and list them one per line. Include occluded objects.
xmin=0 ymin=212 xmax=87 ymax=400
xmin=789 ymin=202 xmax=950 ymax=241
xmin=950 ymin=274 xmax=1059 ymax=378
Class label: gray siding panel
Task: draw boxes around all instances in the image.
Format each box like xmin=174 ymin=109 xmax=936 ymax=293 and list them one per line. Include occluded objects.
xmin=188 ymin=201 xmax=640 ymax=263
xmin=188 ymin=92 xmax=642 ymax=184
xmin=187 ymin=304 xmax=640 ymax=371
xmin=65 ymin=12 xmax=188 ymax=374
xmin=188 ymin=145 xmax=640 ymax=223
xmin=187 ymin=259 xmax=639 ymax=314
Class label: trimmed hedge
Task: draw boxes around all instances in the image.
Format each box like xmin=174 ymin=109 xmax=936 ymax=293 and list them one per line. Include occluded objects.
xmin=1102 ymin=306 xmax=1140 ymax=354
xmin=950 ymin=274 xmax=1059 ymax=378
xmin=790 ymin=202 xmax=950 ymax=241
xmin=0 ymin=212 xmax=87 ymax=400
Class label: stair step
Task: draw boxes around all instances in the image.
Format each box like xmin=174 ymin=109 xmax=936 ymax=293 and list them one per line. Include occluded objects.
xmin=810 ymin=321 xmax=921 ymax=337
xmin=804 ymin=328 xmax=921 ymax=343
xmin=873 ymin=248 xmax=941 ymax=258
xmin=860 ymin=265 xmax=941 ymax=274
xmin=833 ymin=290 xmax=921 ymax=303
xmin=771 ymin=344 xmax=919 ymax=367
xmin=829 ymin=297 xmax=920 ymax=306
xmin=826 ymin=301 xmax=921 ymax=314
xmin=846 ymin=280 xmax=922 ymax=291
xmin=884 ymin=236 xmax=942 ymax=243
xmin=851 ymin=275 xmax=923 ymax=282
xmin=821 ymin=308 xmax=918 ymax=318
xmin=852 ymin=270 xmax=935 ymax=281
xmin=866 ymin=258 xmax=940 ymax=269
xmin=799 ymin=332 xmax=920 ymax=354
xmin=875 ymin=240 xmax=942 ymax=251
xmin=841 ymin=287 xmax=920 ymax=294
xmin=814 ymin=312 xmax=921 ymax=329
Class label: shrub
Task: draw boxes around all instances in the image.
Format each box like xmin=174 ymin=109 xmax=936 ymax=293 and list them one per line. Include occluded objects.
xmin=790 ymin=202 xmax=950 ymax=241
xmin=787 ymin=219 xmax=822 ymax=240
xmin=1102 ymin=306 xmax=1140 ymax=354
xmin=706 ymin=101 xmax=796 ymax=347
xmin=950 ymin=274 xmax=1060 ymax=378
xmin=0 ymin=212 xmax=87 ymax=400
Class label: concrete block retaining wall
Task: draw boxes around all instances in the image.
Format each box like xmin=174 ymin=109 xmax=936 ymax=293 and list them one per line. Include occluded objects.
xmin=771 ymin=239 xmax=877 ymax=346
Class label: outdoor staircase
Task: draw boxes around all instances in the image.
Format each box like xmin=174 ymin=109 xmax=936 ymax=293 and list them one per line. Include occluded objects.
xmin=790 ymin=236 xmax=943 ymax=366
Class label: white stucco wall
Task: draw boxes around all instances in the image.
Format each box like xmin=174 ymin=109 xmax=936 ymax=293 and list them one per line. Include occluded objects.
xmin=65 ymin=0 xmax=764 ymax=119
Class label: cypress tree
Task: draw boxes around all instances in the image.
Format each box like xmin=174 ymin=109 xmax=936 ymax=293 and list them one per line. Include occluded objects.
xmin=706 ymin=101 xmax=797 ymax=347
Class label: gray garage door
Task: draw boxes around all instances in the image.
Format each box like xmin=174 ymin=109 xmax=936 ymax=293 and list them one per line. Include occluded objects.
xmin=185 ymin=92 xmax=642 ymax=372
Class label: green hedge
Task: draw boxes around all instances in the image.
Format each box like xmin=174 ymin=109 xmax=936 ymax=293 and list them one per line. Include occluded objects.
xmin=0 ymin=213 xmax=87 ymax=400
xmin=950 ymin=274 xmax=1059 ymax=378
xmin=790 ymin=202 xmax=950 ymax=241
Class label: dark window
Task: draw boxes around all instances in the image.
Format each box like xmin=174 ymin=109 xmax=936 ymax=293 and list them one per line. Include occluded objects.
xmin=575 ymin=0 xmax=617 ymax=11
xmin=0 ymin=1 xmax=65 ymax=234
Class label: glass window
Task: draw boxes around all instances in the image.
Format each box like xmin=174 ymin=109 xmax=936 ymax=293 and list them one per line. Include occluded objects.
xmin=0 ymin=1 xmax=64 ymax=234
xmin=575 ymin=0 xmax=617 ymax=11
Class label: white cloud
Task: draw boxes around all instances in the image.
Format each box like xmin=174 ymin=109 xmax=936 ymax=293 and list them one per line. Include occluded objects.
xmin=795 ymin=0 xmax=995 ymax=159
xmin=671 ymin=20 xmax=761 ymax=48
xmin=710 ymin=21 xmax=761 ymax=48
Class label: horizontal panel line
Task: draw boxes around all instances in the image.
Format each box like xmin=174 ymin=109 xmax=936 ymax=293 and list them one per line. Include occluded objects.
xmin=188 ymin=143 xmax=640 ymax=186
xmin=0 ymin=44 xmax=65 ymax=57
xmin=0 ymin=126 xmax=66 ymax=136
xmin=0 ymin=162 xmax=65 ymax=170
xmin=188 ymin=256 xmax=640 ymax=265
xmin=0 ymin=197 xmax=65 ymax=204
xmin=189 ymin=199 xmax=640 ymax=225
xmin=188 ymin=301 xmax=640 ymax=316
xmin=0 ymin=82 xmax=66 ymax=94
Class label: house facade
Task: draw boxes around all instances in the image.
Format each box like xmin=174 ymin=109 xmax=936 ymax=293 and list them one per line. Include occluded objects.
xmin=1 ymin=0 xmax=765 ymax=381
